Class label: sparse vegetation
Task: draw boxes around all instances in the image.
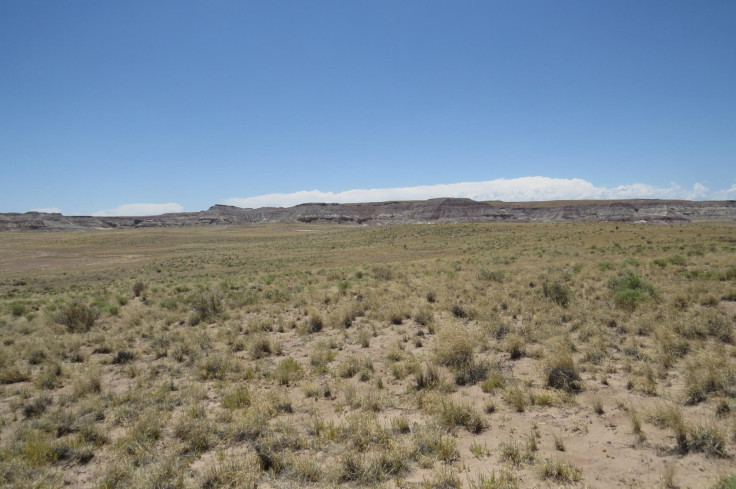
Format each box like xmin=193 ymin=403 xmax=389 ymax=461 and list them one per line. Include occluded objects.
xmin=0 ymin=221 xmax=734 ymax=487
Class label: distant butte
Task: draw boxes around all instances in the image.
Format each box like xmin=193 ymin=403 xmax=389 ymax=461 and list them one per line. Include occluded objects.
xmin=1 ymin=198 xmax=735 ymax=231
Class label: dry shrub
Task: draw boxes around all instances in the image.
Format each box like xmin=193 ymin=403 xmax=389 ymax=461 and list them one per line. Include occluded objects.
xmin=132 ymin=281 xmax=147 ymax=298
xmin=189 ymin=289 xmax=223 ymax=325
xmin=544 ymin=347 xmax=581 ymax=393
xmin=454 ymin=359 xmax=490 ymax=386
xmin=55 ymin=302 xmax=98 ymax=333
xmin=543 ymin=282 xmax=572 ymax=308
xmin=306 ymin=313 xmax=324 ymax=333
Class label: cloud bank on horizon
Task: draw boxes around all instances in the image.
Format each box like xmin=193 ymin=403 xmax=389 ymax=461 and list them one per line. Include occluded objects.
xmin=224 ymin=177 xmax=736 ymax=209
xmin=36 ymin=177 xmax=736 ymax=216
xmin=30 ymin=207 xmax=63 ymax=214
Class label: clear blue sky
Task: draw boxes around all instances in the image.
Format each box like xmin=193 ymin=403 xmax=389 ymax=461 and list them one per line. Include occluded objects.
xmin=1 ymin=1 xmax=734 ymax=215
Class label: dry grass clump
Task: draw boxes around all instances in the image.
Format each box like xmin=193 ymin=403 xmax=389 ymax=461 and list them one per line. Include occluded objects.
xmin=248 ymin=334 xmax=275 ymax=359
xmin=499 ymin=441 xmax=536 ymax=466
xmin=222 ymin=386 xmax=252 ymax=409
xmin=481 ymin=367 xmax=507 ymax=393
xmin=415 ymin=362 xmax=442 ymax=390
xmin=538 ymin=457 xmax=583 ymax=482
xmin=198 ymin=454 xmax=261 ymax=489
xmin=434 ymin=323 xmax=474 ymax=368
xmin=0 ymin=366 xmax=30 ymax=385
xmin=468 ymin=471 xmax=519 ymax=489
xmin=305 ymin=312 xmax=324 ymax=333
xmin=273 ymin=356 xmax=301 ymax=385
xmin=335 ymin=355 xmax=373 ymax=379
xmin=504 ymin=385 xmax=528 ymax=412
xmin=687 ymin=422 xmax=729 ymax=457
xmin=504 ymin=333 xmax=526 ymax=360
xmin=435 ymin=397 xmax=486 ymax=433
xmin=309 ymin=343 xmax=336 ymax=371
xmin=542 ymin=281 xmax=572 ymax=308
xmin=683 ymin=348 xmax=736 ymax=404
xmin=412 ymin=426 xmax=459 ymax=462
xmin=424 ymin=466 xmax=462 ymax=488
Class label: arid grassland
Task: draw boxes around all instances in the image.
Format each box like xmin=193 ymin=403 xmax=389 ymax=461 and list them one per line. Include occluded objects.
xmin=1 ymin=222 xmax=736 ymax=489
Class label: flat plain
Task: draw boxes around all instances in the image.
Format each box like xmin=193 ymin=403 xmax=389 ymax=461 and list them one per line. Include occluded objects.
xmin=1 ymin=222 xmax=735 ymax=488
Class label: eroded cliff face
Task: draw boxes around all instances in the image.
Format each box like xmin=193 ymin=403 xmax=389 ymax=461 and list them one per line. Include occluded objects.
xmin=2 ymin=199 xmax=735 ymax=231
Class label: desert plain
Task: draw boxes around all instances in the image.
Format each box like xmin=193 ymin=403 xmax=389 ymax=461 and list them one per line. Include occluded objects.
xmin=1 ymin=221 xmax=735 ymax=488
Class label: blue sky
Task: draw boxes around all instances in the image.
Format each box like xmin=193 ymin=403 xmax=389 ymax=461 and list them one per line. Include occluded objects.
xmin=1 ymin=1 xmax=734 ymax=215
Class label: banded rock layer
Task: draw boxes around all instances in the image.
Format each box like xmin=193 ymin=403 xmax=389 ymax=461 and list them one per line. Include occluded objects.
xmin=2 ymin=199 xmax=735 ymax=231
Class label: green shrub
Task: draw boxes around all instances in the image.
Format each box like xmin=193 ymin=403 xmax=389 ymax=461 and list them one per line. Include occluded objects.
xmin=608 ymin=272 xmax=655 ymax=311
xmin=9 ymin=302 xmax=28 ymax=317
xmin=712 ymin=474 xmax=736 ymax=489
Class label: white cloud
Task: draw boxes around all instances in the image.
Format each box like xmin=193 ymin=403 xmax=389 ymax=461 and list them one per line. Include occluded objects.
xmin=92 ymin=203 xmax=184 ymax=217
xmin=29 ymin=207 xmax=62 ymax=214
xmin=709 ymin=181 xmax=736 ymax=200
xmin=223 ymin=176 xmax=732 ymax=208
